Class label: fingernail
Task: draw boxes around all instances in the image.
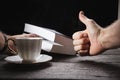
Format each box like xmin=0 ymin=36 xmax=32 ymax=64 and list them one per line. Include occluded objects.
xmin=80 ymin=11 xmax=84 ymax=15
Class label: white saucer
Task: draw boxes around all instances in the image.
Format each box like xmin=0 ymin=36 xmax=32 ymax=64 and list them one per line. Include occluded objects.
xmin=4 ymin=54 xmax=52 ymax=64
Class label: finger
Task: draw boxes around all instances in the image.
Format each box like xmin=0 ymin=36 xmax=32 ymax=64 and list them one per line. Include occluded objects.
xmin=72 ymin=31 xmax=82 ymax=40
xmin=73 ymin=38 xmax=89 ymax=45
xmin=28 ymin=34 xmax=39 ymax=37
xmin=72 ymin=31 xmax=88 ymax=40
xmin=79 ymin=11 xmax=99 ymax=30
xmin=76 ymin=50 xmax=89 ymax=56
xmin=23 ymin=34 xmax=39 ymax=37
xmin=79 ymin=11 xmax=91 ymax=26
xmin=74 ymin=44 xmax=89 ymax=51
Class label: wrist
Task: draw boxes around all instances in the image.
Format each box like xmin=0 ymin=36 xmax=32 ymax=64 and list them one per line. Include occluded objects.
xmin=99 ymin=28 xmax=115 ymax=50
xmin=0 ymin=33 xmax=8 ymax=53
xmin=0 ymin=32 xmax=4 ymax=50
xmin=98 ymin=28 xmax=109 ymax=50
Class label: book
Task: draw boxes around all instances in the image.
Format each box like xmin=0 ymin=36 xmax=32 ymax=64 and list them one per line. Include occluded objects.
xmin=24 ymin=23 xmax=76 ymax=55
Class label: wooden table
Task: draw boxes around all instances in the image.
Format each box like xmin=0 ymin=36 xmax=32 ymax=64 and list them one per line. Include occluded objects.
xmin=0 ymin=48 xmax=120 ymax=80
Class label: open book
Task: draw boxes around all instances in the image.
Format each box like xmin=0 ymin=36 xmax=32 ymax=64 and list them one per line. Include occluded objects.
xmin=24 ymin=23 xmax=76 ymax=55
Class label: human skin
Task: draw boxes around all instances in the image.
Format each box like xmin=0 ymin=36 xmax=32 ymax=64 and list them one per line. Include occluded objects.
xmin=72 ymin=11 xmax=120 ymax=56
xmin=0 ymin=32 xmax=38 ymax=55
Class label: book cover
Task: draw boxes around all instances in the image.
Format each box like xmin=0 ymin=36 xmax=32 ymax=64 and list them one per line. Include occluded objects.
xmin=24 ymin=23 xmax=76 ymax=55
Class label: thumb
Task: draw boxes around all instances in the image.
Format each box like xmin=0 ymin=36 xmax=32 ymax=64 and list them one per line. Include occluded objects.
xmin=79 ymin=11 xmax=89 ymax=25
xmin=79 ymin=11 xmax=100 ymax=31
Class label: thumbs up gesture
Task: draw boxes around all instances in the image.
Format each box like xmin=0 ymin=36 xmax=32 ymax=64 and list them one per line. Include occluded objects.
xmin=72 ymin=11 xmax=105 ymax=56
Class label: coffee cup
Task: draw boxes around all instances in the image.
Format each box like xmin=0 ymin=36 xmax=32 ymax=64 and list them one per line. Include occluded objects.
xmin=8 ymin=37 xmax=42 ymax=63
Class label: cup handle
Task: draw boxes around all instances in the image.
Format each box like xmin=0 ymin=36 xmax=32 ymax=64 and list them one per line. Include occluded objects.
xmin=7 ymin=38 xmax=18 ymax=54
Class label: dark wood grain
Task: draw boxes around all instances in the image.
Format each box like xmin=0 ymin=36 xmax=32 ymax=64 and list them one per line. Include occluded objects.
xmin=0 ymin=48 xmax=120 ymax=80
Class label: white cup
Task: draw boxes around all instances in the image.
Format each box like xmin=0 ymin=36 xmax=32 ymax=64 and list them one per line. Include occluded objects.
xmin=8 ymin=37 xmax=42 ymax=63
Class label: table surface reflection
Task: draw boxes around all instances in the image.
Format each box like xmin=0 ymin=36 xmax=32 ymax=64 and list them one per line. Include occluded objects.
xmin=0 ymin=48 xmax=120 ymax=80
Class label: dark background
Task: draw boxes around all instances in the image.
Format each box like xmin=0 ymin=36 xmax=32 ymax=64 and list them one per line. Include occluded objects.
xmin=0 ymin=0 xmax=118 ymax=37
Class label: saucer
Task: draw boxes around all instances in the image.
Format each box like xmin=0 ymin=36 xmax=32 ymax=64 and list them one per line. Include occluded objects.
xmin=4 ymin=54 xmax=52 ymax=64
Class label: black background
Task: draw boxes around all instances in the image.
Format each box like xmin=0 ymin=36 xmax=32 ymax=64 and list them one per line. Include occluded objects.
xmin=0 ymin=0 xmax=118 ymax=37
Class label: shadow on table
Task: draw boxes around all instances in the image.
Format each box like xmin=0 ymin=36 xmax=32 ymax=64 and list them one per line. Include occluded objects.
xmin=47 ymin=53 xmax=76 ymax=61
xmin=3 ymin=62 xmax=52 ymax=72
xmin=79 ymin=60 xmax=120 ymax=79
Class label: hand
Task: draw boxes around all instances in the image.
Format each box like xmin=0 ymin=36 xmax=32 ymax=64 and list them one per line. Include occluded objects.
xmin=72 ymin=11 xmax=105 ymax=56
xmin=11 ymin=33 xmax=39 ymax=39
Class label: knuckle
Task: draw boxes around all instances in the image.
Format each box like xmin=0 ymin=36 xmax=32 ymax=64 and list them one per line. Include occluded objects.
xmin=74 ymin=46 xmax=81 ymax=51
xmin=88 ymin=19 xmax=95 ymax=23
xmin=73 ymin=40 xmax=76 ymax=45
xmin=72 ymin=31 xmax=81 ymax=39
